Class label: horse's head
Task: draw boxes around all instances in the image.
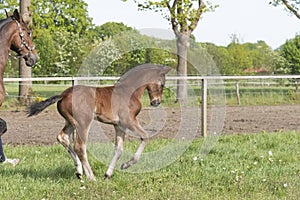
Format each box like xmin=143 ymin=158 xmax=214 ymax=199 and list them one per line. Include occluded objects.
xmin=146 ymin=66 xmax=172 ymax=107
xmin=9 ymin=9 xmax=38 ymax=67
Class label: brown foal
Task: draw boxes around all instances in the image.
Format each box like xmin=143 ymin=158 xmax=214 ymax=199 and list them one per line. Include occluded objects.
xmin=27 ymin=64 xmax=171 ymax=180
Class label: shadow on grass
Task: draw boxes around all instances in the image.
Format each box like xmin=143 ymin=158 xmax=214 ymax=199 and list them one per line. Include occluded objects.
xmin=0 ymin=157 xmax=107 ymax=181
xmin=0 ymin=163 xmax=77 ymax=181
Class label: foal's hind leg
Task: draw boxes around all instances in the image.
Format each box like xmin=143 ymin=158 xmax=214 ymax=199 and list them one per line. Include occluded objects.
xmin=57 ymin=121 xmax=83 ymax=179
xmin=105 ymin=125 xmax=125 ymax=179
xmin=74 ymin=122 xmax=95 ymax=181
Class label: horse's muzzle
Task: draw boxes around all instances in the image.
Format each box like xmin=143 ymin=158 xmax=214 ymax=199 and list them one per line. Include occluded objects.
xmin=150 ymin=99 xmax=161 ymax=107
xmin=24 ymin=52 xmax=38 ymax=67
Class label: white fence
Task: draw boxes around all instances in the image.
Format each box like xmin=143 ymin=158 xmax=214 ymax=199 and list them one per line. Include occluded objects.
xmin=4 ymin=75 xmax=300 ymax=137
xmin=5 ymin=74 xmax=300 ymax=82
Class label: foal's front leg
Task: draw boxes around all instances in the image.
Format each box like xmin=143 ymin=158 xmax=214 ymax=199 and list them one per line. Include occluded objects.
xmin=120 ymin=123 xmax=148 ymax=170
xmin=105 ymin=125 xmax=125 ymax=179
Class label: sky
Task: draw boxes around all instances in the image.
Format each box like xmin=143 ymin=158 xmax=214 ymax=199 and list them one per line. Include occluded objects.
xmin=84 ymin=0 xmax=299 ymax=49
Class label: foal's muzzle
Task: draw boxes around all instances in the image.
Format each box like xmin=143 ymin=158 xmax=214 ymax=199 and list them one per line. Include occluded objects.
xmin=150 ymin=99 xmax=161 ymax=107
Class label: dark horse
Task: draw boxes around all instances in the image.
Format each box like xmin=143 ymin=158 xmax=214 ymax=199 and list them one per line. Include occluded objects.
xmin=0 ymin=9 xmax=38 ymax=133
xmin=27 ymin=64 xmax=171 ymax=180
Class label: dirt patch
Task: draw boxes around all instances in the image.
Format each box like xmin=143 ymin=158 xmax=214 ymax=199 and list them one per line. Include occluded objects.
xmin=1 ymin=105 xmax=300 ymax=146
xmin=223 ymin=105 xmax=300 ymax=134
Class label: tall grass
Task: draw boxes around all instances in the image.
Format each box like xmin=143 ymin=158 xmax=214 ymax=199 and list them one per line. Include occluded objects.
xmin=0 ymin=131 xmax=299 ymax=199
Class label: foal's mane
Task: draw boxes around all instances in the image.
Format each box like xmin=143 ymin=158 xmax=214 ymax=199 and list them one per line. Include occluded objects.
xmin=115 ymin=64 xmax=165 ymax=87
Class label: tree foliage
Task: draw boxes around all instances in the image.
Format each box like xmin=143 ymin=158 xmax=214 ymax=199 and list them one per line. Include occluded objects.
xmin=91 ymin=31 xmax=176 ymax=76
xmin=270 ymin=0 xmax=300 ymax=19
xmin=0 ymin=0 xmax=18 ymax=17
xmin=279 ymin=35 xmax=300 ymax=74
xmin=33 ymin=29 xmax=92 ymax=76
xmin=123 ymin=0 xmax=216 ymax=102
xmin=94 ymin=22 xmax=133 ymax=39
xmin=31 ymin=0 xmax=92 ymax=35
xmin=1 ymin=0 xmax=299 ymax=79
xmin=205 ymin=39 xmax=288 ymax=75
xmin=129 ymin=0 xmax=216 ymax=34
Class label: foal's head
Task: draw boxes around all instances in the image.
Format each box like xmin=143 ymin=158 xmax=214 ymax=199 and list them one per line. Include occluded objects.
xmin=146 ymin=66 xmax=171 ymax=107
xmin=8 ymin=9 xmax=38 ymax=67
xmin=115 ymin=64 xmax=172 ymax=108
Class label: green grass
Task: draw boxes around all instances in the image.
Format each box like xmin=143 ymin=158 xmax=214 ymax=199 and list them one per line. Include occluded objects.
xmin=1 ymin=83 xmax=70 ymax=110
xmin=1 ymin=131 xmax=299 ymax=199
xmin=4 ymin=83 xmax=71 ymax=97
xmin=223 ymin=86 xmax=300 ymax=105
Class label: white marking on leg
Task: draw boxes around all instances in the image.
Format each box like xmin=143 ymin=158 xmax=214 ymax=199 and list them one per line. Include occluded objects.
xmin=57 ymin=131 xmax=83 ymax=179
xmin=121 ymin=139 xmax=147 ymax=170
xmin=105 ymin=135 xmax=124 ymax=179
xmin=105 ymin=125 xmax=125 ymax=179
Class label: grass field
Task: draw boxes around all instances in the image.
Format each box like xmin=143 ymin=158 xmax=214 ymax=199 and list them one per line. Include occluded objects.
xmin=1 ymin=131 xmax=299 ymax=199
xmin=1 ymin=82 xmax=299 ymax=199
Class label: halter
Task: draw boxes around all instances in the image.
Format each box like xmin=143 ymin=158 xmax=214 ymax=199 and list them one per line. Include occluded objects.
xmin=14 ymin=19 xmax=35 ymax=56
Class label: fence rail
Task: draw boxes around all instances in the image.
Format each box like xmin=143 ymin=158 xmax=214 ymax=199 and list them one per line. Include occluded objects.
xmin=5 ymin=75 xmax=300 ymax=82
xmin=4 ymin=75 xmax=300 ymax=137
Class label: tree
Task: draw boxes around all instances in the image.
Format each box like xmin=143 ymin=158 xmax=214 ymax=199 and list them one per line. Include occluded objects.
xmin=245 ymin=41 xmax=278 ymax=74
xmin=205 ymin=36 xmax=285 ymax=75
xmin=205 ymin=43 xmax=233 ymax=75
xmin=0 ymin=0 xmax=18 ymax=16
xmin=80 ymin=37 xmax=122 ymax=76
xmin=270 ymin=0 xmax=300 ymax=19
xmin=123 ymin=0 xmax=215 ymax=103
xmin=31 ymin=0 xmax=92 ymax=36
xmin=227 ymin=43 xmax=252 ymax=75
xmin=279 ymin=35 xmax=300 ymax=74
xmin=19 ymin=0 xmax=33 ymax=105
xmin=94 ymin=22 xmax=133 ymax=39
xmin=33 ymin=29 xmax=92 ymax=77
xmin=30 ymin=0 xmax=94 ymax=77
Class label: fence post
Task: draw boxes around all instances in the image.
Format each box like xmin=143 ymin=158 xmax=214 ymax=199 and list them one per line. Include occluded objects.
xmin=202 ymin=78 xmax=207 ymax=137
xmin=236 ymin=81 xmax=241 ymax=105
xmin=72 ymin=77 xmax=78 ymax=86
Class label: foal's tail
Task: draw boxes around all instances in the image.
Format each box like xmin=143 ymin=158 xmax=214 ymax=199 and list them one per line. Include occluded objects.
xmin=27 ymin=95 xmax=62 ymax=117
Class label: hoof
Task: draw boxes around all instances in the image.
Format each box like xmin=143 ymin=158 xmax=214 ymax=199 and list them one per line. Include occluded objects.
xmin=0 ymin=118 xmax=7 ymax=136
xmin=104 ymin=173 xmax=111 ymax=180
xmin=120 ymin=163 xmax=129 ymax=170
xmin=76 ymin=172 xmax=83 ymax=180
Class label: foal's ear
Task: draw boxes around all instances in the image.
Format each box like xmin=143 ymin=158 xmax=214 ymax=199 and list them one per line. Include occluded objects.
xmin=160 ymin=66 xmax=172 ymax=75
xmin=13 ymin=9 xmax=21 ymax=22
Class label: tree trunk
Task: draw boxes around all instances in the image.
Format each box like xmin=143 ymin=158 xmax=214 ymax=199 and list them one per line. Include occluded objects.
xmin=19 ymin=0 xmax=33 ymax=105
xmin=176 ymin=33 xmax=190 ymax=103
